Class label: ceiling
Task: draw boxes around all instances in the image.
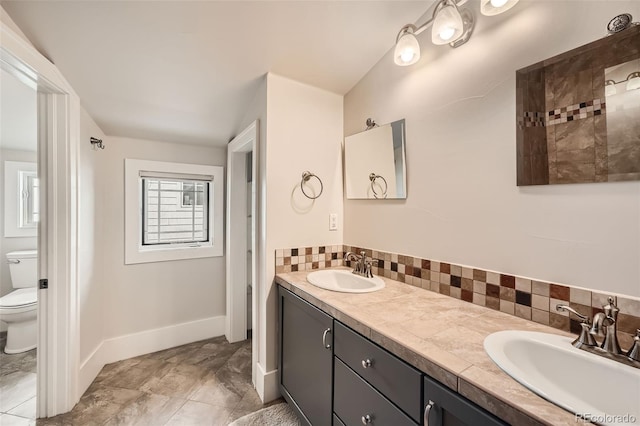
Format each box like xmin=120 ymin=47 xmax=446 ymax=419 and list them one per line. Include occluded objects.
xmin=0 ymin=68 xmax=37 ymax=152
xmin=2 ymin=1 xmax=426 ymax=147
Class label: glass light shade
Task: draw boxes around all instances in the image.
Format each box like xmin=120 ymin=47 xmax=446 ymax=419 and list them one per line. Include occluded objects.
xmin=605 ymin=80 xmax=617 ymax=97
xmin=481 ymin=0 xmax=519 ymax=16
xmin=394 ymin=31 xmax=420 ymax=66
xmin=432 ymin=3 xmax=464 ymax=45
xmin=626 ymin=72 xmax=640 ymax=91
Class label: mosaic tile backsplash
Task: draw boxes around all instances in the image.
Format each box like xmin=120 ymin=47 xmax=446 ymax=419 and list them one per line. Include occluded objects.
xmin=275 ymin=244 xmax=640 ymax=349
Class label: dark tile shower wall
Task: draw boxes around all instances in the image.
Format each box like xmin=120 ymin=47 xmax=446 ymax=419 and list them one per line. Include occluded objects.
xmin=275 ymin=245 xmax=640 ymax=350
xmin=516 ymin=25 xmax=640 ymax=185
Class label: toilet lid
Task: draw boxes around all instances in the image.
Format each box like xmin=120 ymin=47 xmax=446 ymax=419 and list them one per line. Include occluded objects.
xmin=0 ymin=288 xmax=37 ymax=308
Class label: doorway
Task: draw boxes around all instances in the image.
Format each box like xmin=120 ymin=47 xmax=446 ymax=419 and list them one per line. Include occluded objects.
xmin=2 ymin=27 xmax=81 ymax=417
xmin=226 ymin=121 xmax=258 ymax=383
xmin=0 ymin=66 xmax=39 ymax=423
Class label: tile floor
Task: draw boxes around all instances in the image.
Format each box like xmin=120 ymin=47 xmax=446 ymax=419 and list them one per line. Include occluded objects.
xmin=1 ymin=335 xmax=278 ymax=425
xmin=0 ymin=333 xmax=38 ymax=425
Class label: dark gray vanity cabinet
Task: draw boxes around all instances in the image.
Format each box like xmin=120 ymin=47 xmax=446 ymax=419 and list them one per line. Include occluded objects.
xmin=279 ymin=285 xmax=510 ymax=426
xmin=423 ymin=376 xmax=507 ymax=426
xmin=334 ymin=322 xmax=422 ymax=423
xmin=278 ymin=287 xmax=334 ymax=426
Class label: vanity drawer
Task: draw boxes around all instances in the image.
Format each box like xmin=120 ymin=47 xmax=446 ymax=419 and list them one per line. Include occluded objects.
xmin=333 ymin=413 xmax=347 ymax=426
xmin=334 ymin=358 xmax=417 ymax=426
xmin=334 ymin=321 xmax=422 ymax=422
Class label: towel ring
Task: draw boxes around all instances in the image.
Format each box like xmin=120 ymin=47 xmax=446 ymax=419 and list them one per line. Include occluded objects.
xmin=301 ymin=171 xmax=323 ymax=200
xmin=369 ymin=173 xmax=388 ymax=199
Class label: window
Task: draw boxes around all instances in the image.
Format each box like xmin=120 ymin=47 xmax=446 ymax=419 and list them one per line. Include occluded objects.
xmin=125 ymin=159 xmax=223 ymax=264
xmin=142 ymin=178 xmax=209 ymax=246
xmin=20 ymin=171 xmax=39 ymax=228
xmin=4 ymin=161 xmax=38 ymax=238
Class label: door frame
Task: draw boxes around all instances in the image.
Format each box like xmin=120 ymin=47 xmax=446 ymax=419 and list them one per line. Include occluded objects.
xmin=1 ymin=20 xmax=80 ymax=417
xmin=226 ymin=121 xmax=258 ymax=345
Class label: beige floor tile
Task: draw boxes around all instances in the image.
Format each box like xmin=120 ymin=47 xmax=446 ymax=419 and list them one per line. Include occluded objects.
xmin=0 ymin=413 xmax=36 ymax=426
xmin=7 ymin=396 xmax=36 ymax=419
xmin=0 ymin=371 xmax=37 ymax=412
xmin=164 ymin=400 xmax=233 ymax=426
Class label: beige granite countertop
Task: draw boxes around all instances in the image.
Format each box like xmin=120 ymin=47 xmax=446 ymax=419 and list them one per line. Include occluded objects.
xmin=276 ymin=268 xmax=583 ymax=426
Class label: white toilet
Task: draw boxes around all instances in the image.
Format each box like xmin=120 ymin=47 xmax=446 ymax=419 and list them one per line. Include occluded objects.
xmin=0 ymin=250 xmax=37 ymax=354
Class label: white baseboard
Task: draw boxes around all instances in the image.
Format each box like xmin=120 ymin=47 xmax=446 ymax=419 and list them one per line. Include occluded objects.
xmin=255 ymin=362 xmax=280 ymax=403
xmin=79 ymin=315 xmax=226 ymax=396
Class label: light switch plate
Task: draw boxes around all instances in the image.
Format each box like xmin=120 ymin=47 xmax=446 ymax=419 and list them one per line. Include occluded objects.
xmin=329 ymin=213 xmax=338 ymax=231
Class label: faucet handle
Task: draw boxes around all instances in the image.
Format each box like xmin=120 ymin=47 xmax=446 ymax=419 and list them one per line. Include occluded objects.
xmin=556 ymin=304 xmax=597 ymax=348
xmin=627 ymin=330 xmax=640 ymax=362
xmin=556 ymin=304 xmax=590 ymax=322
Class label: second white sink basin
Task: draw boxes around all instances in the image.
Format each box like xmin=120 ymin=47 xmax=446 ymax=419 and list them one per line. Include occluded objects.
xmin=306 ymin=270 xmax=385 ymax=293
xmin=484 ymin=330 xmax=640 ymax=425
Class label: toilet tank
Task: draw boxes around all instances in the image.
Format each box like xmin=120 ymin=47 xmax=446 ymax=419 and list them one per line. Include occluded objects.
xmin=7 ymin=250 xmax=38 ymax=289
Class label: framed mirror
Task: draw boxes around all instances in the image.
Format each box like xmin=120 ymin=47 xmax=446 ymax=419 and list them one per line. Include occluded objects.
xmin=516 ymin=25 xmax=640 ymax=186
xmin=344 ymin=119 xmax=407 ymax=199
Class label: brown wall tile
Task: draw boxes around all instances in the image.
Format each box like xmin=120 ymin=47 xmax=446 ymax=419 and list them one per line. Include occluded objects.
xmin=486 ymin=284 xmax=500 ymax=299
xmin=473 ymin=269 xmax=486 ymax=282
xmin=550 ymin=284 xmax=570 ymax=301
xmin=486 ymin=297 xmax=500 ymax=311
xmin=500 ymin=274 xmax=516 ymax=288
xmin=500 ymin=287 xmax=516 ymax=302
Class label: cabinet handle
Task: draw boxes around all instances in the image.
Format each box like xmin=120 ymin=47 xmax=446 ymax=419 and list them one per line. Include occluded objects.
xmin=424 ymin=400 xmax=435 ymax=426
xmin=361 ymin=359 xmax=372 ymax=368
xmin=361 ymin=414 xmax=372 ymax=425
xmin=322 ymin=328 xmax=332 ymax=350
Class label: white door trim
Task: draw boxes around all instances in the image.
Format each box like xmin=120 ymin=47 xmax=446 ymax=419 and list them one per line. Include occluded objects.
xmin=226 ymin=121 xmax=258 ymax=345
xmin=1 ymin=20 xmax=81 ymax=417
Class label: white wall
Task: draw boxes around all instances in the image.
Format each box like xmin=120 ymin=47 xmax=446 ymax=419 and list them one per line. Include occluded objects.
xmin=344 ymin=1 xmax=640 ymax=297
xmin=263 ymin=73 xmax=344 ymax=372
xmin=99 ymin=136 xmax=227 ymax=340
xmin=78 ymin=107 xmax=105 ymax=367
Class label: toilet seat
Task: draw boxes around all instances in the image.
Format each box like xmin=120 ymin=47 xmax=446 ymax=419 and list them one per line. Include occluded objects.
xmin=0 ymin=288 xmax=37 ymax=309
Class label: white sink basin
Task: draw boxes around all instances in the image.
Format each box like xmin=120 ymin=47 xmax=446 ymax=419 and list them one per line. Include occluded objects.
xmin=484 ymin=331 xmax=640 ymax=425
xmin=306 ymin=270 xmax=385 ymax=293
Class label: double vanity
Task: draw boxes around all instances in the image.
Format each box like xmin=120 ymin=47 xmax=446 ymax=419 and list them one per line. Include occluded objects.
xmin=276 ymin=266 xmax=639 ymax=426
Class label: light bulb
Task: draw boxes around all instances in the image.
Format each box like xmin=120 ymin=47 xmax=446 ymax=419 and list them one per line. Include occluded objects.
xmin=432 ymin=2 xmax=463 ymax=45
xmin=626 ymin=72 xmax=640 ymax=91
xmin=481 ymin=0 xmax=519 ymax=16
xmin=394 ymin=28 xmax=420 ymax=66
xmin=439 ymin=27 xmax=456 ymax=41
xmin=605 ymin=80 xmax=617 ymax=97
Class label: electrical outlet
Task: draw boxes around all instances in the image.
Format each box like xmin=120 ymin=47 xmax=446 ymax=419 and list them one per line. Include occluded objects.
xmin=329 ymin=213 xmax=338 ymax=231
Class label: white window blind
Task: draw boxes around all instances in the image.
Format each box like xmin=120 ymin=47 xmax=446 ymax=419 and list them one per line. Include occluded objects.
xmin=141 ymin=176 xmax=211 ymax=246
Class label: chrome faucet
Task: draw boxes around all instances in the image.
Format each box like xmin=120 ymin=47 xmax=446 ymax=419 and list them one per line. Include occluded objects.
xmin=556 ymin=297 xmax=640 ymax=368
xmin=343 ymin=251 xmax=375 ymax=278
xmin=590 ymin=297 xmax=622 ymax=355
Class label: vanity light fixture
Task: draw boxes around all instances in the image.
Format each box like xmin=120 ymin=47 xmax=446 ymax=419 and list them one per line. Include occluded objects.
xmin=394 ymin=0 xmax=520 ymax=66
xmin=626 ymin=71 xmax=640 ymax=91
xmin=394 ymin=25 xmax=421 ymax=66
xmin=431 ymin=0 xmax=465 ymax=45
xmin=604 ymin=72 xmax=640 ymax=96
xmin=480 ymin=0 xmax=520 ymax=17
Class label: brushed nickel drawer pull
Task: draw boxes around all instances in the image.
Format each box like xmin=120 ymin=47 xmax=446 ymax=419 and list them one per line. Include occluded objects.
xmin=322 ymin=328 xmax=332 ymax=350
xmin=361 ymin=358 xmax=372 ymax=368
xmin=361 ymin=414 xmax=372 ymax=424
xmin=424 ymin=400 xmax=435 ymax=425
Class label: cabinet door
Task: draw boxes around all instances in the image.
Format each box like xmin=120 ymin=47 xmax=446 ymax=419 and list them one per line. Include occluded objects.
xmin=423 ymin=376 xmax=507 ymax=426
xmin=279 ymin=286 xmax=333 ymax=426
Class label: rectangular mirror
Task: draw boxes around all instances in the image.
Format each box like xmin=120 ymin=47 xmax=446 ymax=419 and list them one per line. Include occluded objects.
xmin=344 ymin=119 xmax=407 ymax=199
xmin=516 ymin=25 xmax=640 ymax=186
